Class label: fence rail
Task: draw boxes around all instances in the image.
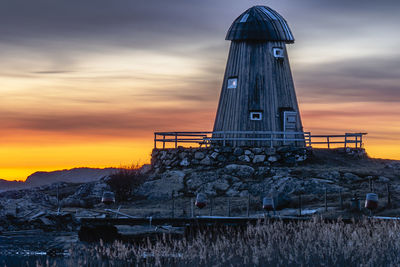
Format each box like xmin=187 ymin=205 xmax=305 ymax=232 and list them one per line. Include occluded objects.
xmin=154 ymin=131 xmax=367 ymax=149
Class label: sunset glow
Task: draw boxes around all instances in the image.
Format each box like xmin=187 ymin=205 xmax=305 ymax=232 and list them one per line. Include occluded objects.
xmin=0 ymin=0 xmax=399 ymax=181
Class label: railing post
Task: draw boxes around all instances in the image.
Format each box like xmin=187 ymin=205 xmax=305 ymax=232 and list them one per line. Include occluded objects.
xmin=360 ymin=134 xmax=363 ymax=148
xmin=223 ymin=132 xmax=226 ymax=146
xmin=154 ymin=133 xmax=157 ymax=149
xmin=355 ymin=135 xmax=358 ymax=148
xmin=270 ymin=133 xmax=273 ymax=148
xmin=175 ymin=133 xmax=178 ymax=148
xmin=163 ymin=134 xmax=166 ymax=149
xmin=327 ymin=136 xmax=330 ymax=149
xmin=284 ymin=132 xmax=287 ymax=146
xmin=344 ymin=134 xmax=347 ymax=148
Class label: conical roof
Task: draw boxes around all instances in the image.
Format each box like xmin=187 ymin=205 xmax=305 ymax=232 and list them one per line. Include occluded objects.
xmin=226 ymin=6 xmax=294 ymax=43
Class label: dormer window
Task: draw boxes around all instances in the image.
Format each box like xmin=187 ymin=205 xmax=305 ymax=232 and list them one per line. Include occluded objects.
xmin=273 ymin=48 xmax=284 ymax=59
xmin=227 ymin=77 xmax=238 ymax=89
xmin=250 ymin=111 xmax=262 ymax=121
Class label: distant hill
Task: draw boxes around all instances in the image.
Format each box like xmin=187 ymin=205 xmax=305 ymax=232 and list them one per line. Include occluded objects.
xmin=25 ymin=167 xmax=118 ymax=187
xmin=0 ymin=167 xmax=118 ymax=191
xmin=0 ymin=179 xmax=25 ymax=191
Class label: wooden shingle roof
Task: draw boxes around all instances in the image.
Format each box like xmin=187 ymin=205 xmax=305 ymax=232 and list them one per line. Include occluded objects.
xmin=226 ymin=6 xmax=294 ymax=43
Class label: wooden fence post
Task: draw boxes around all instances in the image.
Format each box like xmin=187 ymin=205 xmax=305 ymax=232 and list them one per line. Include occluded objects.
xmin=163 ymin=135 xmax=166 ymax=149
xmin=175 ymin=133 xmax=178 ymax=148
xmin=369 ymin=177 xmax=372 ymax=191
xmin=327 ymin=136 xmax=330 ymax=149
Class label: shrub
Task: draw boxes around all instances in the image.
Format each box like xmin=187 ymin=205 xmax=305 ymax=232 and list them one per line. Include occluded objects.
xmin=106 ymin=164 xmax=147 ymax=201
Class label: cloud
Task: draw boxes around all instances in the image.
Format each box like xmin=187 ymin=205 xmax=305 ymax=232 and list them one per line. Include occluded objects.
xmin=295 ymin=56 xmax=400 ymax=103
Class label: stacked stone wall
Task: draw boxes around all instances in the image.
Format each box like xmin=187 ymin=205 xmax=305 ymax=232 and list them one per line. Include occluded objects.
xmin=151 ymin=146 xmax=311 ymax=171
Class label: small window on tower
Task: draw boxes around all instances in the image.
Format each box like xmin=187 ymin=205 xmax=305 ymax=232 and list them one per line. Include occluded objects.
xmin=250 ymin=111 xmax=262 ymax=121
xmin=227 ymin=77 xmax=238 ymax=89
xmin=273 ymin=48 xmax=284 ymax=59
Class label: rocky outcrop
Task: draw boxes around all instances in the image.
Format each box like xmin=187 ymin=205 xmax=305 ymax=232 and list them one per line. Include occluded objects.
xmin=136 ymin=170 xmax=185 ymax=200
xmin=61 ymin=180 xmax=110 ymax=208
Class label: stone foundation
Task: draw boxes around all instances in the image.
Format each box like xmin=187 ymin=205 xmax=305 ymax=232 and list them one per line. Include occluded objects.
xmin=151 ymin=146 xmax=311 ymax=171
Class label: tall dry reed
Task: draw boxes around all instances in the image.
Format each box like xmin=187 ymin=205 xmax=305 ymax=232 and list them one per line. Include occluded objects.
xmin=68 ymin=218 xmax=400 ymax=266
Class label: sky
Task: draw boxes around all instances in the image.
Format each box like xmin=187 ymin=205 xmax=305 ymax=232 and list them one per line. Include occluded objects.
xmin=0 ymin=0 xmax=399 ymax=181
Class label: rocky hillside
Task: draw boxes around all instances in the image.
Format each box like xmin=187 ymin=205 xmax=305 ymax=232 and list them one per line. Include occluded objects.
xmin=1 ymin=149 xmax=400 ymax=233
xmin=137 ymin=149 xmax=400 ymax=209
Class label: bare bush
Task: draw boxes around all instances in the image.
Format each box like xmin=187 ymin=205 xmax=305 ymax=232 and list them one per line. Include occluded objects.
xmin=106 ymin=164 xmax=147 ymax=201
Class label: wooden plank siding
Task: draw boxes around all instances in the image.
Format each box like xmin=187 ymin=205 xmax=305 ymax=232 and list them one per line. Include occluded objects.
xmin=212 ymin=41 xmax=304 ymax=147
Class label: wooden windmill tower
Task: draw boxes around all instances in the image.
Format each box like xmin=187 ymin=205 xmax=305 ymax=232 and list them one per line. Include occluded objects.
xmin=213 ymin=6 xmax=303 ymax=147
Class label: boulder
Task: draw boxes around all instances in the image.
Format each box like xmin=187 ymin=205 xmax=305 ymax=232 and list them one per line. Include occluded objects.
xmin=180 ymin=158 xmax=190 ymax=167
xmin=212 ymin=180 xmax=230 ymax=192
xmin=238 ymin=155 xmax=251 ymax=162
xmin=210 ymin=152 xmax=219 ymax=159
xmin=217 ymin=155 xmax=227 ymax=162
xmin=249 ymin=176 xmax=342 ymax=198
xmin=318 ymin=171 xmax=341 ymax=181
xmin=178 ymin=152 xmax=187 ymax=160
xmin=186 ymin=171 xmax=219 ymax=190
xmin=378 ymin=176 xmax=390 ymax=183
xmin=233 ymin=147 xmax=244 ymax=156
xmin=256 ymin=166 xmax=270 ymax=176
xmin=226 ymin=188 xmax=240 ymax=197
xmin=194 ymin=152 xmax=205 ymax=160
xmin=136 ymin=170 xmax=185 ymax=200
xmin=225 ymin=164 xmax=255 ymax=178
xmin=253 ymin=155 xmax=266 ymax=163
xmin=265 ymin=147 xmax=276 ymax=155
xmin=268 ymin=156 xmax=279 ymax=162
xmin=252 ymin=148 xmax=263 ymax=154
xmin=239 ymin=190 xmax=249 ymax=197
xmin=343 ymin=173 xmax=362 ymax=182
xmin=200 ymin=156 xmax=212 ymax=165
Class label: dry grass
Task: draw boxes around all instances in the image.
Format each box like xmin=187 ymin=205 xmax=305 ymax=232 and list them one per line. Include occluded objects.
xmin=66 ymin=218 xmax=400 ymax=266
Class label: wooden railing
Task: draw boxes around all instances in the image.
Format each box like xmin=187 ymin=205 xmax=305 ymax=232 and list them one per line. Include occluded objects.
xmin=153 ymin=131 xmax=367 ymax=149
xmin=310 ymin=133 xmax=367 ymax=149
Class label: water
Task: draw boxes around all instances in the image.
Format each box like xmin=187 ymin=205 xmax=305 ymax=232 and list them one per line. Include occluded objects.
xmin=0 ymin=230 xmax=76 ymax=267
